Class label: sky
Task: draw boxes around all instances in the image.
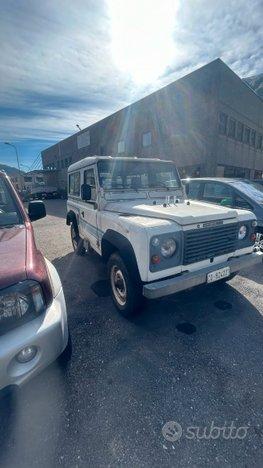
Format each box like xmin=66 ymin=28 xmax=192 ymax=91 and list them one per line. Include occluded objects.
xmin=0 ymin=0 xmax=262 ymax=170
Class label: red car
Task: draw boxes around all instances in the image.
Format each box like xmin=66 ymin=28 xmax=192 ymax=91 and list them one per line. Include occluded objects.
xmin=0 ymin=170 xmax=70 ymax=392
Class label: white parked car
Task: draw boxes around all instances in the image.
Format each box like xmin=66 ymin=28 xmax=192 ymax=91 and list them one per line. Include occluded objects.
xmin=67 ymin=157 xmax=262 ymax=317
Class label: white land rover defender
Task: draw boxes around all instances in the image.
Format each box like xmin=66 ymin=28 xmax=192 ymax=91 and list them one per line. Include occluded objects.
xmin=67 ymin=156 xmax=262 ymax=316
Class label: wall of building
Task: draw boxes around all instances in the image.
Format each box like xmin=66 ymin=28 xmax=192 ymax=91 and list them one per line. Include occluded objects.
xmin=41 ymin=59 xmax=263 ymax=188
xmin=215 ymin=60 xmax=263 ymax=178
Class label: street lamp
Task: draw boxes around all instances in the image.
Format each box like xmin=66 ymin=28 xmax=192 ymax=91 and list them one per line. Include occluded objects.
xmin=76 ymin=124 xmax=82 ymax=131
xmin=4 ymin=142 xmax=21 ymax=173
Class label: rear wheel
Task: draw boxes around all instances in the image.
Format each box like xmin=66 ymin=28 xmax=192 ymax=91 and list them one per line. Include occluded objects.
xmin=108 ymin=252 xmax=143 ymax=317
xmin=70 ymin=222 xmax=85 ymax=255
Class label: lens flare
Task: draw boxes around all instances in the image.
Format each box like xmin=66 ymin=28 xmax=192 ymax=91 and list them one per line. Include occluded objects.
xmin=107 ymin=0 xmax=178 ymax=84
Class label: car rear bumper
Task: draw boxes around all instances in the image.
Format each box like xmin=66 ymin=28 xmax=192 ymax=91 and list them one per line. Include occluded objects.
xmin=143 ymin=252 xmax=263 ymax=299
xmin=0 ymin=286 xmax=68 ymax=391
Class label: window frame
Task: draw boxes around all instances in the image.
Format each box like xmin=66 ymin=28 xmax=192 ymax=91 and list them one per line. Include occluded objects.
xmin=142 ymin=131 xmax=152 ymax=147
xmin=83 ymin=167 xmax=97 ymax=205
xmin=68 ymin=171 xmax=80 ymax=197
xmin=117 ymin=140 xmax=125 ymax=154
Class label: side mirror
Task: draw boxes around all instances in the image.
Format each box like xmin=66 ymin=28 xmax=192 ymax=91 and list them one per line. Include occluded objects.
xmin=28 ymin=201 xmax=46 ymax=222
xmin=81 ymin=183 xmax=91 ymax=201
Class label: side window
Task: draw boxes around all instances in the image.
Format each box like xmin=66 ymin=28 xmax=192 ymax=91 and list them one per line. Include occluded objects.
xmin=187 ymin=181 xmax=202 ymax=199
xmin=69 ymin=172 xmax=80 ymax=196
xmin=234 ymin=195 xmax=253 ymax=211
xmin=203 ymin=182 xmax=233 ymax=205
xmin=84 ymin=168 xmax=97 ymax=201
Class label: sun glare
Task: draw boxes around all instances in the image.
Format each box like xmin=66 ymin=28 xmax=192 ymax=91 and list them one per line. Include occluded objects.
xmin=107 ymin=0 xmax=178 ymax=84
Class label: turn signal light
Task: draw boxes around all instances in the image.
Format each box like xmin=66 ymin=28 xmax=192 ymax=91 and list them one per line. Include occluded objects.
xmin=151 ymin=255 xmax=161 ymax=264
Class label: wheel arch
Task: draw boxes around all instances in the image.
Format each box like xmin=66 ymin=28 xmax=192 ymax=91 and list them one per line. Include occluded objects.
xmin=101 ymin=230 xmax=141 ymax=282
xmin=66 ymin=210 xmax=77 ymax=226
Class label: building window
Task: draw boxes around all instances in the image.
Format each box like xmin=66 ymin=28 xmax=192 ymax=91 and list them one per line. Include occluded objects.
xmin=61 ymin=160 xmax=64 ymax=169
xmin=57 ymin=161 xmax=60 ymax=170
xmin=69 ymin=172 xmax=80 ymax=196
xmin=243 ymin=127 xmax=250 ymax=144
xmin=36 ymin=176 xmax=44 ymax=183
xmin=65 ymin=158 xmax=68 ymax=167
xmin=117 ymin=140 xmax=125 ymax=154
xmin=256 ymin=134 xmax=262 ymax=150
xmin=228 ymin=118 xmax=236 ymax=138
xmin=77 ymin=130 xmax=90 ymax=149
xmin=24 ymin=176 xmax=33 ymax=182
xmin=219 ymin=112 xmax=228 ymax=135
xmin=250 ymin=130 xmax=256 ymax=147
xmin=236 ymin=122 xmax=243 ymax=142
xmin=142 ymin=131 xmax=151 ymax=147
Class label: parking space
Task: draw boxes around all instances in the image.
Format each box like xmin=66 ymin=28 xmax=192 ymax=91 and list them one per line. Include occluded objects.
xmin=0 ymin=199 xmax=263 ymax=467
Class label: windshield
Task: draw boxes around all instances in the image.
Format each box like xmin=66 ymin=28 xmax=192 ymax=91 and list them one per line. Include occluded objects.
xmin=230 ymin=180 xmax=263 ymax=203
xmin=98 ymin=160 xmax=181 ymax=190
xmin=0 ymin=177 xmax=22 ymax=227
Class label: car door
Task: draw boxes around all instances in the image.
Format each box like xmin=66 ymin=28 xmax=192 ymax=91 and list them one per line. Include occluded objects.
xmin=79 ymin=166 xmax=99 ymax=251
xmin=202 ymin=181 xmax=234 ymax=206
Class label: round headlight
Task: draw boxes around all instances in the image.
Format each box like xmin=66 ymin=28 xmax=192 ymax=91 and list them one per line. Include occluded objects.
xmin=238 ymin=225 xmax=247 ymax=240
xmin=161 ymin=238 xmax=176 ymax=258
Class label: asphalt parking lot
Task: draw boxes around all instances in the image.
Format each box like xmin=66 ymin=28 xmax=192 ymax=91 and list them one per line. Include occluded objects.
xmin=1 ymin=199 xmax=263 ymax=467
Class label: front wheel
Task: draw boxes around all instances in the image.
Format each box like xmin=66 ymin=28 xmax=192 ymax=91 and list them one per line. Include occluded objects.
xmin=107 ymin=253 xmax=143 ymax=317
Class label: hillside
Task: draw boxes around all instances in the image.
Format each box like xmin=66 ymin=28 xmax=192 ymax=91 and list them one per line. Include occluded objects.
xmin=243 ymin=73 xmax=263 ymax=99
xmin=0 ymin=163 xmax=24 ymax=176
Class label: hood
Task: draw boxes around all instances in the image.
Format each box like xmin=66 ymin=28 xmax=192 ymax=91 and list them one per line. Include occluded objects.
xmin=105 ymin=200 xmax=238 ymax=226
xmin=0 ymin=225 xmax=27 ymax=289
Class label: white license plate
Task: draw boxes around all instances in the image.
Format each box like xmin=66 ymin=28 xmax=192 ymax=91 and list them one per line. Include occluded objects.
xmin=207 ymin=267 xmax=230 ymax=283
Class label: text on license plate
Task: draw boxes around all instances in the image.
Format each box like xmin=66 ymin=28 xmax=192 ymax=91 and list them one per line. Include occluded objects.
xmin=207 ymin=267 xmax=230 ymax=283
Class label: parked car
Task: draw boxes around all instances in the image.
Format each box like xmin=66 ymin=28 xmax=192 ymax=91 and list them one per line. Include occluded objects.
xmin=0 ymin=170 xmax=71 ymax=393
xmin=182 ymin=177 xmax=263 ymax=249
xmin=30 ymin=185 xmax=59 ymax=200
xmin=66 ymin=156 xmax=262 ymax=317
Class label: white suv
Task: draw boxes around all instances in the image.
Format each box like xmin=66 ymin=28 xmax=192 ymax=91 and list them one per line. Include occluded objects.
xmin=67 ymin=156 xmax=262 ymax=317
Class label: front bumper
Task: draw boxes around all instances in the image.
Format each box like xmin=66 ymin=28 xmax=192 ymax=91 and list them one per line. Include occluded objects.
xmin=143 ymin=252 xmax=263 ymax=299
xmin=0 ymin=286 xmax=68 ymax=391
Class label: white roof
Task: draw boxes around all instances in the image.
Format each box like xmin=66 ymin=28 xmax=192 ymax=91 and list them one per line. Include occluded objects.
xmin=68 ymin=155 xmax=172 ymax=172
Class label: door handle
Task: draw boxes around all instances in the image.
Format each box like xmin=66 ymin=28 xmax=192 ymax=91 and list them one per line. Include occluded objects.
xmin=81 ymin=211 xmax=85 ymax=217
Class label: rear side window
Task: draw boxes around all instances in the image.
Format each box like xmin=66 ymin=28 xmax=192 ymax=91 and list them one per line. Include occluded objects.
xmin=69 ymin=172 xmax=80 ymax=196
xmin=187 ymin=181 xmax=202 ymax=199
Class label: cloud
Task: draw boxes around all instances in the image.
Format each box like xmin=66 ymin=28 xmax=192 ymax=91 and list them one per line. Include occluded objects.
xmin=0 ymin=0 xmax=262 ymax=148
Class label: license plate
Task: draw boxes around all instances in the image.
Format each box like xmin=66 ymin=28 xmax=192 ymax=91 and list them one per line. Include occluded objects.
xmin=207 ymin=267 xmax=230 ymax=283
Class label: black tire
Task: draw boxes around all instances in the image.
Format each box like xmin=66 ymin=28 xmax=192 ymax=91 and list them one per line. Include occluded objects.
xmin=70 ymin=222 xmax=85 ymax=255
xmin=57 ymin=332 xmax=72 ymax=368
xmin=107 ymin=252 xmax=143 ymax=317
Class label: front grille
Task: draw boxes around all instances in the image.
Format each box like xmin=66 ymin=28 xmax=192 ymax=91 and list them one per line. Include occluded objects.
xmin=183 ymin=223 xmax=238 ymax=265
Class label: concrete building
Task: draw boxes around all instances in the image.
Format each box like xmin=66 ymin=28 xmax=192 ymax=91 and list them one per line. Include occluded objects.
xmin=42 ymin=58 xmax=263 ymax=190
